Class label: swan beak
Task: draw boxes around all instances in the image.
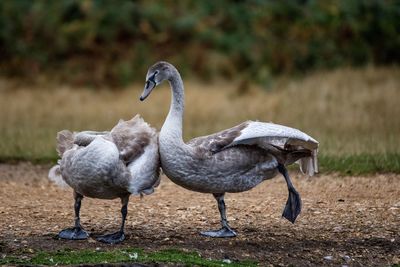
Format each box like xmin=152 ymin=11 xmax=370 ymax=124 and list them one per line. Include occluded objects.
xmin=140 ymin=80 xmax=156 ymax=101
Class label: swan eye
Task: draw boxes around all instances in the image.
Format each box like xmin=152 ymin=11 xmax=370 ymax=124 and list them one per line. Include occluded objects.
xmin=154 ymin=70 xmax=159 ymax=76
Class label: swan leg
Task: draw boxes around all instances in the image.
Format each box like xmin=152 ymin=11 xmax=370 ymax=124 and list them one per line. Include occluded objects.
xmin=200 ymin=193 xmax=237 ymax=238
xmin=97 ymin=195 xmax=129 ymax=244
xmin=59 ymin=192 xmax=89 ymax=240
xmin=278 ymin=164 xmax=302 ymax=223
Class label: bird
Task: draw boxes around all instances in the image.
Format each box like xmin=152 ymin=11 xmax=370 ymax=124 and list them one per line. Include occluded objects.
xmin=139 ymin=61 xmax=319 ymax=238
xmin=48 ymin=115 xmax=160 ymax=244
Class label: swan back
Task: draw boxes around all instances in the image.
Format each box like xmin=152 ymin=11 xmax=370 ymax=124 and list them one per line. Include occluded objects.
xmin=110 ymin=114 xmax=155 ymax=163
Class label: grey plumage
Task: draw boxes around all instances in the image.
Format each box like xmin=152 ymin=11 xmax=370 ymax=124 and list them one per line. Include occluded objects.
xmin=48 ymin=114 xmax=160 ymax=243
xmin=51 ymin=115 xmax=160 ymax=198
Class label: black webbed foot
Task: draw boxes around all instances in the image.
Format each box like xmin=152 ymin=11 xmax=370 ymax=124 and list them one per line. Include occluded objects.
xmin=200 ymin=226 xmax=237 ymax=238
xmin=58 ymin=227 xmax=89 ymax=240
xmin=96 ymin=231 xmax=125 ymax=244
xmin=282 ymin=187 xmax=302 ymax=223
xmin=201 ymin=193 xmax=237 ymax=238
xmin=278 ymin=164 xmax=302 ymax=223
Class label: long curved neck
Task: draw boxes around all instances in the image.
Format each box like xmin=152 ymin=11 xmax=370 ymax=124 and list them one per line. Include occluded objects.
xmin=160 ymin=70 xmax=185 ymax=145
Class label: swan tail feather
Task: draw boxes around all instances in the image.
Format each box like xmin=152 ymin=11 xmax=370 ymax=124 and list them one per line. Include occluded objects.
xmin=48 ymin=165 xmax=69 ymax=188
xmin=297 ymin=149 xmax=318 ymax=176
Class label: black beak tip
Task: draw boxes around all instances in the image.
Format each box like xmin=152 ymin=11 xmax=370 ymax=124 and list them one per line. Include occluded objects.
xmin=139 ymin=96 xmax=144 ymax=101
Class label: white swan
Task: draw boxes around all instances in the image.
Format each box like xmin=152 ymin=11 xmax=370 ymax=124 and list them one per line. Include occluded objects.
xmin=139 ymin=61 xmax=318 ymax=238
xmin=48 ymin=115 xmax=160 ymax=243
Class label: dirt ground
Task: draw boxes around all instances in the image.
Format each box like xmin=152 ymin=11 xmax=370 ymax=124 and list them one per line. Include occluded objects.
xmin=0 ymin=163 xmax=399 ymax=266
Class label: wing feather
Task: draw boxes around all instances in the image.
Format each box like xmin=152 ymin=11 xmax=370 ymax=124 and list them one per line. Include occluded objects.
xmin=187 ymin=121 xmax=319 ymax=175
xmin=227 ymin=121 xmax=318 ymax=150
xmin=226 ymin=121 xmax=319 ymax=175
xmin=187 ymin=121 xmax=250 ymax=155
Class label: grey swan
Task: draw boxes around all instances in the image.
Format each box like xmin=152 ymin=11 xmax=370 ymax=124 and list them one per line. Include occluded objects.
xmin=139 ymin=61 xmax=319 ymax=238
xmin=48 ymin=115 xmax=160 ymax=243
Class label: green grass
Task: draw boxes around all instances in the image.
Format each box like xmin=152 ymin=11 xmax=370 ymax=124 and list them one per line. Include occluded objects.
xmin=318 ymin=153 xmax=400 ymax=175
xmin=0 ymin=248 xmax=257 ymax=266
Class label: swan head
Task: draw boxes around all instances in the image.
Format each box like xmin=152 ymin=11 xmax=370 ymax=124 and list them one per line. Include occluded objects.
xmin=140 ymin=61 xmax=176 ymax=101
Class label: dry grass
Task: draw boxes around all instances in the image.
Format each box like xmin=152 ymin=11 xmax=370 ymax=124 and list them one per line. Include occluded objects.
xmin=0 ymin=66 xmax=399 ymax=162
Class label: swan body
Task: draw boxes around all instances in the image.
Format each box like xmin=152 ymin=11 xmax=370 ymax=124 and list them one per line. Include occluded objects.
xmin=140 ymin=61 xmax=319 ymax=237
xmin=49 ymin=115 xmax=160 ymax=243
xmin=159 ymin=120 xmax=318 ymax=194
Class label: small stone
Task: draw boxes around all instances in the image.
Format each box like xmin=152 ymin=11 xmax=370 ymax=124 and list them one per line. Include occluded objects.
xmin=95 ymin=247 xmax=101 ymax=252
xmin=324 ymin=255 xmax=333 ymax=261
xmin=333 ymin=226 xmax=343 ymax=233
xmin=342 ymin=255 xmax=351 ymax=262
xmin=222 ymin=258 xmax=232 ymax=264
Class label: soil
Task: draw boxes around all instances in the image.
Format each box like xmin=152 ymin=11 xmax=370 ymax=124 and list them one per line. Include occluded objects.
xmin=0 ymin=163 xmax=399 ymax=266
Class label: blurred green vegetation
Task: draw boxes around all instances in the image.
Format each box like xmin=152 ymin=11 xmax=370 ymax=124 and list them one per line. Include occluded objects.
xmin=0 ymin=0 xmax=399 ymax=86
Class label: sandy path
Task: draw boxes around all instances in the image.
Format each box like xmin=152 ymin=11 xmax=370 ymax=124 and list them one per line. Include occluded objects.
xmin=0 ymin=163 xmax=399 ymax=266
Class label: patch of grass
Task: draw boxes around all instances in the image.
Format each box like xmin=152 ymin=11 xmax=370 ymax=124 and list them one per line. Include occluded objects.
xmin=319 ymin=153 xmax=400 ymax=175
xmin=0 ymin=248 xmax=257 ymax=266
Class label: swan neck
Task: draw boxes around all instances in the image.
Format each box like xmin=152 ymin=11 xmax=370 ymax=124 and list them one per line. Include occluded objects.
xmin=162 ymin=70 xmax=184 ymax=142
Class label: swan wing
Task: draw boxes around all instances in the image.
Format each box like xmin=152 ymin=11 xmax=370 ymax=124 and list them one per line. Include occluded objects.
xmin=58 ymin=115 xmax=156 ymax=165
xmin=187 ymin=121 xmax=250 ymax=154
xmin=226 ymin=121 xmax=318 ymax=150
xmin=187 ymin=121 xmax=319 ymax=175
xmin=224 ymin=121 xmax=319 ymax=175
xmin=74 ymin=131 xmax=110 ymax=146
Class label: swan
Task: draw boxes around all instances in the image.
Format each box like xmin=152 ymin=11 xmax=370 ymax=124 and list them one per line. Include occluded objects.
xmin=139 ymin=61 xmax=319 ymax=238
xmin=48 ymin=115 xmax=160 ymax=244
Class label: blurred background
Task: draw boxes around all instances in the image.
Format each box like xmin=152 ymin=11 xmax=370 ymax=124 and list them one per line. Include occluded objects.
xmin=0 ymin=0 xmax=399 ymax=174
xmin=1 ymin=0 xmax=399 ymax=86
